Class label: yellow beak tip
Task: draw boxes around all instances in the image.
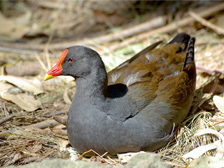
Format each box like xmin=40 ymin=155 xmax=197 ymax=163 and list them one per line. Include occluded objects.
xmin=44 ymin=74 xmax=54 ymax=81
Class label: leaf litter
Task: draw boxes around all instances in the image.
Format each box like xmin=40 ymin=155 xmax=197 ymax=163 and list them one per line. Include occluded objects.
xmin=0 ymin=1 xmax=224 ymax=167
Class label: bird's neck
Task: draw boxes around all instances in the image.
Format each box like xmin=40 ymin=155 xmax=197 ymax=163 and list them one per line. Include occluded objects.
xmin=74 ymin=67 xmax=108 ymax=100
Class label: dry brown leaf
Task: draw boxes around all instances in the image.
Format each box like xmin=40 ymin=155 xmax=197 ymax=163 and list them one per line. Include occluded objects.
xmin=0 ymin=75 xmax=43 ymax=95
xmin=1 ymin=92 xmax=42 ymax=111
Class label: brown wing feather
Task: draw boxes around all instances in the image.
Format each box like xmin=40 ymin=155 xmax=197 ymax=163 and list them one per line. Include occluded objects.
xmin=108 ymin=41 xmax=162 ymax=85
xmin=107 ymin=35 xmax=196 ymax=125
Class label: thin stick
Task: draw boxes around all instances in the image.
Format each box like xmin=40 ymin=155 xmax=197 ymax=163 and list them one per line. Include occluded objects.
xmin=35 ymin=53 xmax=48 ymax=72
xmin=0 ymin=119 xmax=60 ymax=139
xmin=109 ymin=2 xmax=224 ymax=51
xmin=0 ymin=16 xmax=166 ymax=51
xmin=43 ymin=111 xmax=66 ymax=118
xmin=52 ymin=115 xmax=67 ymax=126
xmin=79 ymin=149 xmax=114 ymax=165
xmin=189 ymin=11 xmax=224 ymax=35
xmin=210 ymin=119 xmax=224 ymax=126
xmin=44 ymin=35 xmax=53 ymax=69
xmin=0 ymin=115 xmax=15 ymax=125
xmin=196 ymin=63 xmax=224 ymax=74
xmin=0 ymin=3 xmax=224 ymax=52
xmin=24 ymin=119 xmax=60 ymax=129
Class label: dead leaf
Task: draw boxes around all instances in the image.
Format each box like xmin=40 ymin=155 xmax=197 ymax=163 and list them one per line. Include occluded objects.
xmin=213 ymin=95 xmax=224 ymax=113
xmin=0 ymin=75 xmax=43 ymax=95
xmin=1 ymin=91 xmax=42 ymax=111
xmin=183 ymin=141 xmax=219 ymax=159
xmin=0 ymin=82 xmax=12 ymax=93
xmin=193 ymin=128 xmax=224 ymax=159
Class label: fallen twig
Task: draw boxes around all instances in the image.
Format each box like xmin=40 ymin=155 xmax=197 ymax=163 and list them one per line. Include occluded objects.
xmin=0 ymin=16 xmax=166 ymax=51
xmin=44 ymin=35 xmax=53 ymax=70
xmin=35 ymin=53 xmax=48 ymax=72
xmin=210 ymin=119 xmax=224 ymax=126
xmin=86 ymin=16 xmax=166 ymax=43
xmin=79 ymin=149 xmax=117 ymax=165
xmin=52 ymin=115 xmax=67 ymax=126
xmin=109 ymin=2 xmax=224 ymax=51
xmin=189 ymin=11 xmax=224 ymax=35
xmin=1 ymin=3 xmax=224 ymax=53
xmin=0 ymin=115 xmax=15 ymax=125
xmin=43 ymin=111 xmax=66 ymax=118
xmin=0 ymin=119 xmax=60 ymax=139
xmin=24 ymin=119 xmax=60 ymax=129
xmin=196 ymin=63 xmax=224 ymax=74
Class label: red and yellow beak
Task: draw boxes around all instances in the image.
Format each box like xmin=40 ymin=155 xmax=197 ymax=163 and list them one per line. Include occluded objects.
xmin=44 ymin=49 xmax=68 ymax=81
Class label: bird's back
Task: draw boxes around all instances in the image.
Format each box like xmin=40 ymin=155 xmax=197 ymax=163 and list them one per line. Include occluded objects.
xmin=107 ymin=33 xmax=196 ymax=125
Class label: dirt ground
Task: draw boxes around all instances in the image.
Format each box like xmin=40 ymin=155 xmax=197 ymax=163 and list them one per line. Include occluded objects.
xmin=0 ymin=1 xmax=224 ymax=167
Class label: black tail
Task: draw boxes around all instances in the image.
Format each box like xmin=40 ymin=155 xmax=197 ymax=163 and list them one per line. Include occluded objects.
xmin=167 ymin=32 xmax=195 ymax=68
xmin=168 ymin=32 xmax=191 ymax=52
xmin=183 ymin=37 xmax=195 ymax=68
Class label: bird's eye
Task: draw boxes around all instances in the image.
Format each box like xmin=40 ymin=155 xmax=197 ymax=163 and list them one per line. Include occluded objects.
xmin=68 ymin=58 xmax=74 ymax=63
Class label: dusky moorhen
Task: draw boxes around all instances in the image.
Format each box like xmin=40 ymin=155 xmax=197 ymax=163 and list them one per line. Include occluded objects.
xmin=44 ymin=33 xmax=196 ymax=155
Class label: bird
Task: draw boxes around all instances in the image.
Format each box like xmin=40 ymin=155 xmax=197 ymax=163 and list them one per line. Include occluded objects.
xmin=44 ymin=33 xmax=196 ymax=155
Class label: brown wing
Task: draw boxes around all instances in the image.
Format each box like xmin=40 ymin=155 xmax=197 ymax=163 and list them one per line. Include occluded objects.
xmin=107 ymin=33 xmax=196 ymax=125
xmin=107 ymin=40 xmax=162 ymax=85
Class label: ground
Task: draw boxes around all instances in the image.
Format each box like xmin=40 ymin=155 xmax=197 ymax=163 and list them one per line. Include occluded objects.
xmin=0 ymin=1 xmax=224 ymax=167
